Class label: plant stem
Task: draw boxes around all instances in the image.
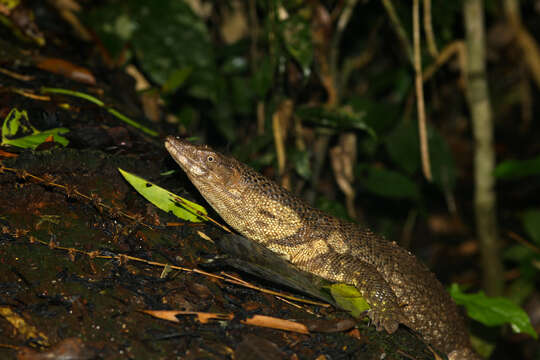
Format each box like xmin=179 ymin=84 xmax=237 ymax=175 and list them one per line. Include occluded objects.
xmin=463 ymin=0 xmax=503 ymax=296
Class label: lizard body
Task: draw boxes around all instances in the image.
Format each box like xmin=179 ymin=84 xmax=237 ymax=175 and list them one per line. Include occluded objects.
xmin=165 ymin=136 xmax=480 ymax=360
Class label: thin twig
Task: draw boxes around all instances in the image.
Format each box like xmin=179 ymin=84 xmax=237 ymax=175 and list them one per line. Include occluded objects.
xmin=423 ymin=0 xmax=438 ymax=57
xmin=413 ymin=0 xmax=432 ymax=181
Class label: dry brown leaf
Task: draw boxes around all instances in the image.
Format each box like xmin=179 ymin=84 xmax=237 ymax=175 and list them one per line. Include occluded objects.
xmin=35 ymin=57 xmax=96 ymax=85
xmin=143 ymin=310 xmax=310 ymax=334
xmin=330 ymin=133 xmax=357 ymax=219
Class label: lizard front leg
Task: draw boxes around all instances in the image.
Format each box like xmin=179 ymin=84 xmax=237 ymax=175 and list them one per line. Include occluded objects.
xmin=297 ymin=252 xmax=409 ymax=333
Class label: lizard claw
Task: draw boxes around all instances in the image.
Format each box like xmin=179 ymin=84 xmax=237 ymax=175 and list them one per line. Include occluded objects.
xmin=367 ymin=305 xmax=407 ymax=334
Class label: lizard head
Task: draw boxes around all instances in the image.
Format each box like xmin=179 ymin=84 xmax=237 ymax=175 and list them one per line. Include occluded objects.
xmin=165 ymin=136 xmax=307 ymax=244
xmin=164 ymin=136 xmax=241 ymax=190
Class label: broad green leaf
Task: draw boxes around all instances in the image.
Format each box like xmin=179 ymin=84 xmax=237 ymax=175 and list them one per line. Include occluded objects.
xmin=327 ymin=283 xmax=370 ymax=318
xmin=450 ymin=284 xmax=538 ymax=339
xmin=118 ymin=168 xmax=207 ymax=222
xmin=1 ymin=108 xmax=69 ymax=149
xmin=494 ymin=156 xmax=540 ymax=180
xmin=522 ymin=209 xmax=540 ymax=245
xmin=356 ymin=164 xmax=420 ymax=200
xmin=296 ymin=105 xmax=375 ymax=137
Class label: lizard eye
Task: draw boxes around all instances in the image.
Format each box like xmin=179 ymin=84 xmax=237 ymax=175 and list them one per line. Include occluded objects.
xmin=207 ymin=155 xmax=215 ymax=162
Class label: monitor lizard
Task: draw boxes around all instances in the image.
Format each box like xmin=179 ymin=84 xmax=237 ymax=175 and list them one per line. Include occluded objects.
xmin=165 ymin=136 xmax=481 ymax=360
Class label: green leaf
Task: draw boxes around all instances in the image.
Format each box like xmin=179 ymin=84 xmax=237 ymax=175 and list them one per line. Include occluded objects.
xmin=1 ymin=108 xmax=69 ymax=149
xmin=327 ymin=283 xmax=370 ymax=318
xmin=280 ymin=15 xmax=313 ymax=75
xmin=118 ymin=168 xmax=207 ymax=222
xmin=522 ymin=209 xmax=540 ymax=245
xmin=296 ymin=106 xmax=375 ymax=137
xmin=450 ymin=284 xmax=538 ymax=339
xmin=2 ymin=129 xmax=70 ymax=148
xmin=356 ymin=164 xmax=420 ymax=200
xmin=495 ymin=156 xmax=540 ymax=180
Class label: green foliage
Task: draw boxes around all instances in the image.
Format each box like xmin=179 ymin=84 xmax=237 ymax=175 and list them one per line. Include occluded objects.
xmin=280 ymin=14 xmax=313 ymax=76
xmin=450 ymin=284 xmax=537 ymax=339
xmin=347 ymin=97 xmax=400 ymax=135
xmin=1 ymin=108 xmax=69 ymax=149
xmin=315 ymin=196 xmax=351 ymax=221
xmin=86 ymin=0 xmax=213 ymax=85
xmin=385 ymin=121 xmax=419 ymax=175
xmin=252 ymin=57 xmax=275 ymax=98
xmin=494 ymin=156 xmax=540 ymax=180
xmin=296 ymin=105 xmax=375 ymax=136
xmin=385 ymin=120 xmax=456 ymax=192
xmin=356 ymin=164 xmax=420 ymax=200
xmin=118 ymin=168 xmax=207 ymax=222
xmin=504 ymin=244 xmax=535 ymax=263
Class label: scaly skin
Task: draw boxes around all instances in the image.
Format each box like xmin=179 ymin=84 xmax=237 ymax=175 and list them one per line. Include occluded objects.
xmin=165 ymin=136 xmax=480 ymax=360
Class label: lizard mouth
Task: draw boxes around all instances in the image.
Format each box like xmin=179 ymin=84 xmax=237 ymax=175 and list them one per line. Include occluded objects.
xmin=165 ymin=136 xmax=206 ymax=176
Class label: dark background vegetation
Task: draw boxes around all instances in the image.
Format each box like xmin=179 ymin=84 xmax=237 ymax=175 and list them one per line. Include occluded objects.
xmin=1 ymin=0 xmax=539 ymax=359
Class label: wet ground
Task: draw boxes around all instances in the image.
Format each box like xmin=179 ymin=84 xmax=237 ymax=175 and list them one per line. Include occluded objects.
xmin=0 ymin=148 xmax=434 ymax=359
